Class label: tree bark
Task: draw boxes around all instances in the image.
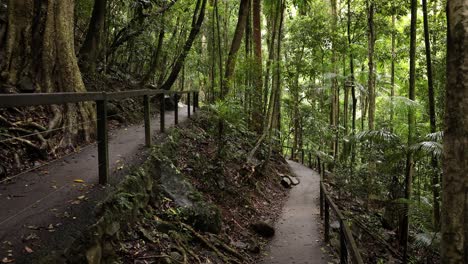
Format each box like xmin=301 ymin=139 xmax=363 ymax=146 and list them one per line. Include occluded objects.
xmin=251 ymin=0 xmax=264 ymax=134
xmin=441 ymin=1 xmax=468 ymax=263
xmin=79 ymin=0 xmax=107 ymax=73
xmin=141 ymin=25 xmax=165 ymax=85
xmin=366 ymin=0 xmax=376 ymax=131
xmin=402 ymin=0 xmax=417 ymax=261
xmin=0 ymin=0 xmax=94 ymax=146
xmin=221 ymin=0 xmax=249 ymax=99
xmin=422 ymin=0 xmax=440 ymax=230
xmin=160 ymin=0 xmax=207 ymax=90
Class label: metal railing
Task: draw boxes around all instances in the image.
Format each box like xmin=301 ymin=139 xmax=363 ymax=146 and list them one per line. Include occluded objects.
xmin=282 ymin=146 xmax=364 ymax=264
xmin=0 ymin=89 xmax=200 ymax=185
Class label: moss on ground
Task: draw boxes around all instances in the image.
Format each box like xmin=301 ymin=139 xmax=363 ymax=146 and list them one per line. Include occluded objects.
xmin=50 ymin=108 xmax=290 ymax=264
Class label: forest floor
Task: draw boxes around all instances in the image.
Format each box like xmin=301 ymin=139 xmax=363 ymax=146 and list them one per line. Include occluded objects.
xmin=0 ymin=105 xmax=188 ymax=263
xmin=111 ymin=110 xmax=292 ymax=264
xmin=324 ymin=176 xmax=440 ymax=263
xmin=260 ymin=161 xmax=330 ymax=264
xmin=0 ymin=108 xmax=295 ymax=264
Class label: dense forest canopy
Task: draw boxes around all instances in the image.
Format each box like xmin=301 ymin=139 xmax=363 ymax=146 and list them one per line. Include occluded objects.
xmin=0 ymin=0 xmax=467 ymax=263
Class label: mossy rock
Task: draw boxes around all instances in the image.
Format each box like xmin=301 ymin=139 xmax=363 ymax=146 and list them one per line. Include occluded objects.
xmin=181 ymin=201 xmax=222 ymax=234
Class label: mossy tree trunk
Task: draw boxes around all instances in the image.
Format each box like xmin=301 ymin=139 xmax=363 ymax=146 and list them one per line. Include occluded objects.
xmin=251 ymin=0 xmax=264 ymax=135
xmin=441 ymin=1 xmax=468 ymax=263
xmin=79 ymin=0 xmax=107 ymax=73
xmin=0 ymin=0 xmax=95 ymax=147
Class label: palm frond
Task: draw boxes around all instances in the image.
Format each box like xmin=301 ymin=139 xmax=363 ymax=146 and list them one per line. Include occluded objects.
xmin=353 ymin=129 xmax=401 ymax=144
xmin=425 ymin=131 xmax=443 ymax=142
xmin=410 ymin=141 xmax=443 ymax=158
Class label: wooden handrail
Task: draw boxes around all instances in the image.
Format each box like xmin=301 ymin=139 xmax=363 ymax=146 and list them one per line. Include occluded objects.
xmin=0 ymin=89 xmax=196 ymax=107
xmin=0 ymin=89 xmax=200 ymax=184
xmin=321 ymin=182 xmax=364 ymax=264
xmin=284 ymin=145 xmax=364 ymax=264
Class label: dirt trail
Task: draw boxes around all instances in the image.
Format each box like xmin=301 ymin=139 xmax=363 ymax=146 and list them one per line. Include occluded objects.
xmin=261 ymin=160 xmax=328 ymax=264
xmin=0 ymin=106 xmax=190 ymax=263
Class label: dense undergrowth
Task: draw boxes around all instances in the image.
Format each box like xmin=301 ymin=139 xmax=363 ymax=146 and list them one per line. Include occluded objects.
xmin=116 ymin=109 xmax=290 ymax=263
xmin=55 ymin=108 xmax=290 ymax=264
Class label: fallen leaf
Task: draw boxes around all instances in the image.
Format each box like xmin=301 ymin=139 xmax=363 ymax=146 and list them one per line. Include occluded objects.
xmin=2 ymin=257 xmax=14 ymax=263
xmin=25 ymin=246 xmax=33 ymax=253
xmin=77 ymin=195 xmax=85 ymax=200
xmin=22 ymin=233 xmax=39 ymax=242
xmin=74 ymin=179 xmax=85 ymax=183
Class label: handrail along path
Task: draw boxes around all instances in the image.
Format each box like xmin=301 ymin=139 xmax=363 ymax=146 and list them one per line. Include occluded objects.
xmin=0 ymin=89 xmax=200 ymax=184
xmin=282 ymin=145 xmax=364 ymax=264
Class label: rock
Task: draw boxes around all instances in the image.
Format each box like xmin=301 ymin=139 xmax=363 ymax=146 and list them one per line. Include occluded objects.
xmin=250 ymin=222 xmax=275 ymax=238
xmin=330 ymin=220 xmax=340 ymax=230
xmin=18 ymin=76 xmax=35 ymax=93
xmin=182 ymin=201 xmax=222 ymax=234
xmin=159 ymin=161 xmax=222 ymax=234
xmin=280 ymin=176 xmax=292 ymax=188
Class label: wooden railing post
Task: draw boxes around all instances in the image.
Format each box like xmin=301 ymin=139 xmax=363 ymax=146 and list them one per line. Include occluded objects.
xmin=301 ymin=149 xmax=305 ymax=164
xmin=174 ymin=94 xmax=179 ymax=125
xmin=318 ymin=157 xmax=322 ymax=174
xmin=96 ymin=97 xmax=109 ymax=185
xmin=340 ymin=220 xmax=348 ymax=264
xmin=324 ymin=196 xmax=330 ymax=242
xmin=308 ymin=152 xmax=312 ymax=168
xmin=320 ymin=183 xmax=324 ymax=219
xmin=143 ymin=95 xmax=151 ymax=147
xmin=160 ymin=93 xmax=165 ymax=133
xmin=187 ymin=92 xmax=191 ymax=118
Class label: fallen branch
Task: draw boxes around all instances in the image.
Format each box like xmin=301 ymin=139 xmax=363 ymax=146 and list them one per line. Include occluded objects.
xmin=246 ymin=133 xmax=266 ymax=163
xmin=180 ymin=222 xmax=240 ymax=264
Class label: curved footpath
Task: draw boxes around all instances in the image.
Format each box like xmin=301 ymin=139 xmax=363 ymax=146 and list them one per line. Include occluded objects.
xmin=261 ymin=160 xmax=329 ymax=264
xmin=0 ymin=106 xmax=189 ymax=263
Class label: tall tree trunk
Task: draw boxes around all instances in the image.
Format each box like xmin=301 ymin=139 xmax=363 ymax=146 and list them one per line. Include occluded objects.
xmin=160 ymin=0 xmax=207 ymax=90
xmin=263 ymin=1 xmax=280 ymax=117
xmin=422 ymin=0 xmax=440 ymax=230
xmin=215 ymin=0 xmax=223 ymax=98
xmin=366 ymin=0 xmax=376 ymax=131
xmin=348 ymin=0 xmax=357 ymax=166
xmin=251 ymin=0 xmax=264 ymax=134
xmin=330 ymin=0 xmax=339 ymax=161
xmin=79 ymin=0 xmax=107 ymax=73
xmin=390 ymin=7 xmax=396 ymax=131
xmin=402 ymin=0 xmax=417 ymax=261
xmin=222 ymin=0 xmax=249 ymax=99
xmin=0 ymin=0 xmax=94 ymax=146
xmin=141 ymin=26 xmax=165 ymax=85
xmin=441 ymin=1 xmax=468 ymax=263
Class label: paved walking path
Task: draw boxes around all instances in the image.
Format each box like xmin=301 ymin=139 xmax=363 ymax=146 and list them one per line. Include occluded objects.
xmin=0 ymin=106 xmax=190 ymax=263
xmin=261 ymin=160 xmax=328 ymax=264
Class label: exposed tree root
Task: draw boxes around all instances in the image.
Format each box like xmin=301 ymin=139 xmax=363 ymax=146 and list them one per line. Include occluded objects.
xmin=180 ymin=222 xmax=243 ymax=264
